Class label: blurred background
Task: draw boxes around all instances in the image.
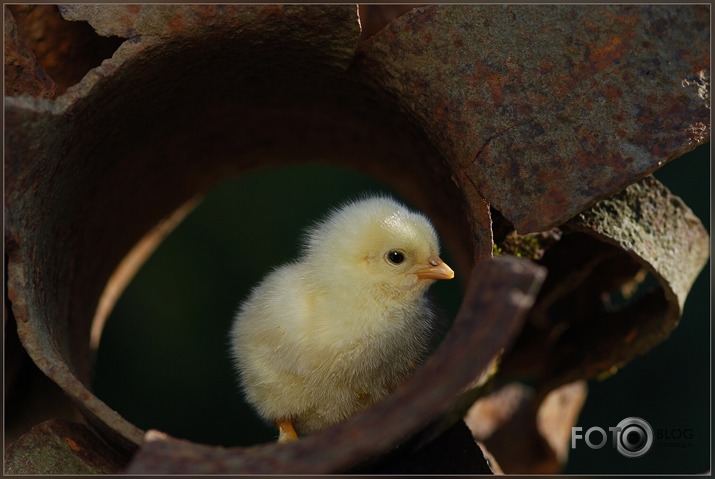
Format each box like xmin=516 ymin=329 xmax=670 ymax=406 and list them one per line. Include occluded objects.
xmin=90 ymin=143 xmax=709 ymax=473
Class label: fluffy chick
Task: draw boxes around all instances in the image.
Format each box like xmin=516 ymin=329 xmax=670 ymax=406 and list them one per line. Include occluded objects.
xmin=229 ymin=195 xmax=454 ymax=442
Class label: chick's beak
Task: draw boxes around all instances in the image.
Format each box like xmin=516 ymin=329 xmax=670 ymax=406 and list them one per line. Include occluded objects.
xmin=414 ymin=254 xmax=455 ymax=280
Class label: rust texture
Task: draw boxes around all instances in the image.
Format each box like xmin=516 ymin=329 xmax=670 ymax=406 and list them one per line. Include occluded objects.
xmin=569 ymin=176 xmax=710 ymax=311
xmin=58 ymin=4 xmax=360 ymax=73
xmin=357 ymin=5 xmax=709 ymax=232
xmin=499 ymin=175 xmax=709 ymax=393
xmin=466 ymin=381 xmax=587 ymax=474
xmin=3 ymin=6 xmax=56 ymax=98
xmin=7 ymin=5 xmax=124 ymax=95
xmin=4 ymin=419 xmax=127 ymax=474
xmin=4 ymin=4 xmax=709 ymax=474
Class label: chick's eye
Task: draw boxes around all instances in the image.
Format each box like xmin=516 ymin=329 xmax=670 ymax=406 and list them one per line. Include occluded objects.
xmin=387 ymin=250 xmax=405 ymax=265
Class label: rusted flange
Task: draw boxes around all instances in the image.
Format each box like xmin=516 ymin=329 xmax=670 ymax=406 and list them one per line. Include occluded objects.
xmin=497 ymin=176 xmax=709 ymax=390
xmin=479 ymin=175 xmax=709 ymax=472
xmin=357 ymin=5 xmax=709 ymax=233
xmin=544 ymin=176 xmax=708 ymax=387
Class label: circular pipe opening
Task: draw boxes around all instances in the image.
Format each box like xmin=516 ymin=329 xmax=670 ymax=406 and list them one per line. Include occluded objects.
xmin=13 ymin=25 xmax=488 ymax=455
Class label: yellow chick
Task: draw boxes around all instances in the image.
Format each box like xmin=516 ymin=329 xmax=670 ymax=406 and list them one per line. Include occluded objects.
xmin=229 ymin=195 xmax=454 ymax=442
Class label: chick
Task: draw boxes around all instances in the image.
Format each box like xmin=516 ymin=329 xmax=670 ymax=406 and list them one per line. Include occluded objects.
xmin=229 ymin=195 xmax=454 ymax=442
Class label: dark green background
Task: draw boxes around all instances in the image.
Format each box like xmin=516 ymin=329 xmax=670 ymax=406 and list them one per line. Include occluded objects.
xmin=92 ymin=144 xmax=710 ymax=473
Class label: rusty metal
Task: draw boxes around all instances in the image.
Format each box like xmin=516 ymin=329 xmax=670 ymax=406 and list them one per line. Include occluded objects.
xmin=3 ymin=6 xmax=56 ymax=98
xmin=357 ymin=5 xmax=709 ymax=233
xmin=466 ymin=381 xmax=588 ymax=474
xmin=4 ymin=4 xmax=709 ymax=474
xmin=7 ymin=5 xmax=123 ymax=95
xmin=499 ymin=176 xmax=709 ymax=391
xmin=4 ymin=419 xmax=127 ymax=474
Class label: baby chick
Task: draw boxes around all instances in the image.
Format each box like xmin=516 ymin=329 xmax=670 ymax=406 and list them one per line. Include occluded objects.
xmin=229 ymin=195 xmax=454 ymax=442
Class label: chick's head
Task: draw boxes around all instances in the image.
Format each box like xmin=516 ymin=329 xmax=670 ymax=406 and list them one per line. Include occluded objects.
xmin=303 ymin=196 xmax=454 ymax=300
